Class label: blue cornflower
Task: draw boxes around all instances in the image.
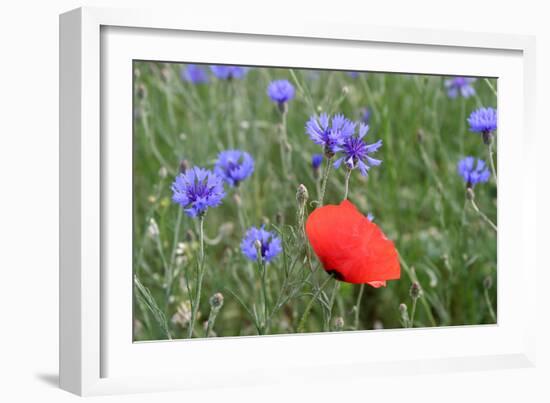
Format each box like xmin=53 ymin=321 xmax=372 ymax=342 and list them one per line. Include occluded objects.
xmin=267 ymin=79 xmax=295 ymax=106
xmin=305 ymin=113 xmax=356 ymax=157
xmin=311 ymin=154 xmax=323 ymax=178
xmin=367 ymin=213 xmax=374 ymax=222
xmin=468 ymin=107 xmax=497 ymax=144
xmin=241 ymin=226 xmax=282 ymax=264
xmin=171 ymin=167 xmax=226 ymax=218
xmin=333 ymin=123 xmax=382 ymax=176
xmin=360 ymin=107 xmax=371 ymax=124
xmin=210 ymin=65 xmax=248 ymax=80
xmin=311 ymin=154 xmax=323 ymax=170
xmin=444 ymin=77 xmax=476 ymax=98
xmin=214 ymin=150 xmax=254 ymax=187
xmin=347 ymin=71 xmax=360 ymax=78
xmin=457 ymin=157 xmax=491 ymax=188
xmin=180 ymin=64 xmax=209 ymax=84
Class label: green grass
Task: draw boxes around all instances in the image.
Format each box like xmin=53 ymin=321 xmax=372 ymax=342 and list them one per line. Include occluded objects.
xmin=132 ymin=62 xmax=497 ymax=341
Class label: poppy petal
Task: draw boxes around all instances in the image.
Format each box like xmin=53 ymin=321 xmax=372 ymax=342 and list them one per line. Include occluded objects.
xmin=305 ymin=200 xmax=400 ymax=285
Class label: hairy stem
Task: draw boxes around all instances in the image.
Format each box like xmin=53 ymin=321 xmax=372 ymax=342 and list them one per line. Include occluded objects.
xmin=353 ymin=284 xmax=365 ymax=330
xmin=319 ymin=156 xmax=333 ymax=206
xmin=344 ymin=169 xmax=352 ymax=200
xmin=187 ymin=216 xmax=206 ymax=338
xmin=488 ymin=141 xmax=498 ymax=186
xmin=470 ymin=199 xmax=497 ymax=232
xmin=484 ymin=288 xmax=497 ymax=323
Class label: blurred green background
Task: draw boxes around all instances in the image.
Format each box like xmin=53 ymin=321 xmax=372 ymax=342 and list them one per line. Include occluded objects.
xmin=132 ymin=62 xmax=497 ymax=341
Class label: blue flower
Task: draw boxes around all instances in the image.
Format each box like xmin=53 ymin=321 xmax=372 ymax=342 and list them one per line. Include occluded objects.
xmin=180 ymin=64 xmax=209 ymax=84
xmin=333 ymin=123 xmax=382 ymax=176
xmin=367 ymin=213 xmax=374 ymax=222
xmin=457 ymin=157 xmax=491 ymax=188
xmin=360 ymin=107 xmax=371 ymax=124
xmin=305 ymin=113 xmax=356 ymax=156
xmin=468 ymin=107 xmax=497 ymax=133
xmin=171 ymin=167 xmax=226 ymax=218
xmin=241 ymin=226 xmax=282 ymax=263
xmin=214 ymin=150 xmax=254 ymax=187
xmin=347 ymin=71 xmax=360 ymax=78
xmin=267 ymin=79 xmax=295 ymax=105
xmin=311 ymin=154 xmax=323 ymax=170
xmin=210 ymin=65 xmax=248 ymax=80
xmin=444 ymin=77 xmax=476 ymax=98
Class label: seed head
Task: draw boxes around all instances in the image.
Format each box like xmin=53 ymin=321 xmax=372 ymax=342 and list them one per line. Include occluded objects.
xmin=209 ymin=292 xmax=224 ymax=309
xmin=179 ymin=159 xmax=190 ymax=174
xmin=296 ymin=184 xmax=309 ymax=205
xmin=410 ymin=282 xmax=421 ymax=299
xmin=333 ymin=317 xmax=345 ymax=331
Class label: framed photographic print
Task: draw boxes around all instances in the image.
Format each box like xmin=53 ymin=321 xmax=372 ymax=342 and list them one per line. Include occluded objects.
xmin=60 ymin=6 xmax=537 ymax=396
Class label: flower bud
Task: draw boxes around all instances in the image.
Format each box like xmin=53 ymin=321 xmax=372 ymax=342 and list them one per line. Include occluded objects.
xmin=410 ymin=282 xmax=421 ymax=299
xmin=341 ymin=85 xmax=349 ymax=95
xmin=160 ymin=67 xmax=170 ymax=82
xmin=179 ymin=159 xmax=190 ymax=174
xmin=209 ymin=292 xmax=224 ymax=309
xmin=185 ymin=229 xmax=195 ymax=243
xmin=277 ymin=101 xmax=288 ymax=115
xmin=275 ymin=212 xmax=284 ymax=225
xmin=158 ymin=166 xmax=168 ymax=179
xmin=147 ymin=217 xmax=159 ymax=239
xmin=254 ymin=239 xmax=263 ymax=255
xmin=333 ymin=317 xmax=345 ymax=331
xmin=136 ymin=83 xmax=147 ymax=100
xmin=482 ymin=131 xmax=493 ymax=146
xmin=233 ymin=193 xmax=242 ymax=207
xmin=466 ymin=187 xmax=475 ymax=201
xmin=483 ymin=276 xmax=493 ymax=290
xmin=296 ymin=184 xmax=309 ymax=205
xmin=399 ymin=303 xmax=410 ymax=325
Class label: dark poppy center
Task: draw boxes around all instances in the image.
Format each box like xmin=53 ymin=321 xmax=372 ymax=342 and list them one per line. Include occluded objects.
xmin=326 ymin=269 xmax=344 ymax=281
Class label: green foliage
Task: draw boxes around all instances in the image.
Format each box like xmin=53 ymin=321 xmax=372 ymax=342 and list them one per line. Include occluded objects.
xmin=133 ymin=62 xmax=497 ymax=340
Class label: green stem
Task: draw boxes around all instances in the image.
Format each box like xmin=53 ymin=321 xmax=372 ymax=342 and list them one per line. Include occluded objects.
xmin=319 ymin=156 xmax=333 ymax=206
xmin=470 ymin=198 xmax=497 ymax=232
xmin=297 ymin=274 xmax=334 ymax=333
xmin=353 ymin=284 xmax=365 ymax=330
xmin=488 ymin=142 xmax=497 ymax=186
xmin=325 ymin=281 xmax=340 ymax=331
xmin=484 ymin=288 xmax=497 ymax=323
xmin=344 ymin=169 xmax=352 ymax=200
xmin=187 ymin=216 xmax=206 ymax=338
xmin=205 ymin=307 xmax=221 ymax=338
xmin=279 ymin=109 xmax=291 ymax=180
xmin=410 ymin=297 xmax=418 ymax=328
xmin=260 ymin=261 xmax=269 ymax=334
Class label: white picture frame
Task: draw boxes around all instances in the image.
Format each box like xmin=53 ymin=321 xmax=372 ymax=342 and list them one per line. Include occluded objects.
xmin=59 ymin=6 xmax=537 ymax=396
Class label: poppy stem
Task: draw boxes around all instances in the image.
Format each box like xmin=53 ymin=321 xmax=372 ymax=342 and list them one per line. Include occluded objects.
xmin=325 ymin=281 xmax=340 ymax=331
xmin=319 ymin=156 xmax=333 ymax=206
xmin=344 ymin=169 xmax=352 ymax=200
xmin=353 ymin=284 xmax=365 ymax=330
xmin=187 ymin=216 xmax=205 ymax=338
xmin=297 ymin=274 xmax=334 ymax=333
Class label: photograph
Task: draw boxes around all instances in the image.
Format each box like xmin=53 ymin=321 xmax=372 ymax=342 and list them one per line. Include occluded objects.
xmin=132 ymin=62 xmax=498 ymax=341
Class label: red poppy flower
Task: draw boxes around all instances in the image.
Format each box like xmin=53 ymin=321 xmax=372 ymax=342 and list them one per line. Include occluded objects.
xmin=305 ymin=200 xmax=400 ymax=287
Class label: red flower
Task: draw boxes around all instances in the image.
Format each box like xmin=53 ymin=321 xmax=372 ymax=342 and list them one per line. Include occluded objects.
xmin=305 ymin=200 xmax=400 ymax=287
